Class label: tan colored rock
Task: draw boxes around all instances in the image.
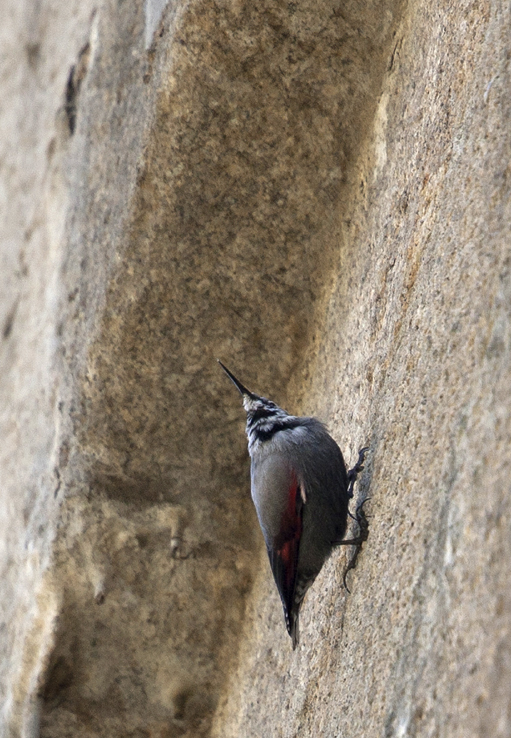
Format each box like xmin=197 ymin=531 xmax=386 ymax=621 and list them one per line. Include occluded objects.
xmin=1 ymin=0 xmax=510 ymax=736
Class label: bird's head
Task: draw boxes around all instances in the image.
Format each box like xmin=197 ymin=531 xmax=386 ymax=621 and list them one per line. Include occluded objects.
xmin=217 ymin=361 xmax=287 ymax=427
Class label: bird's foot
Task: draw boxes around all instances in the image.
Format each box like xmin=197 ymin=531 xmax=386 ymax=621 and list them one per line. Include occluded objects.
xmin=339 ymin=498 xmax=370 ymax=592
xmin=347 ymin=446 xmax=369 ymax=501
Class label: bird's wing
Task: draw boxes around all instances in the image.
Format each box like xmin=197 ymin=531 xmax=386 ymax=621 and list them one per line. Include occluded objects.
xmin=266 ymin=468 xmax=304 ymax=624
xmin=251 ymin=451 xmax=306 ymax=628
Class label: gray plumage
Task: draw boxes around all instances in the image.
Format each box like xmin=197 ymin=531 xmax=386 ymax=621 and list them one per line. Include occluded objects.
xmin=218 ymin=361 xmax=368 ymax=648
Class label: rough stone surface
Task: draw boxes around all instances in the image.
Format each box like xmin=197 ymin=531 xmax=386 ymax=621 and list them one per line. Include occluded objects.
xmin=1 ymin=0 xmax=510 ymax=737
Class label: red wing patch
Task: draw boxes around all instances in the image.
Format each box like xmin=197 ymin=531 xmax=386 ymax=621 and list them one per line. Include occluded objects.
xmin=270 ymin=472 xmax=303 ymax=616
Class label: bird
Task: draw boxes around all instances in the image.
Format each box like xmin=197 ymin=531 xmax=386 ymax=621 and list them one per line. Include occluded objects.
xmin=218 ymin=360 xmax=369 ymax=649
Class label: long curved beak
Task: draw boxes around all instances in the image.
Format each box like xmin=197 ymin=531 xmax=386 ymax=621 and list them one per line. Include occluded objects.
xmin=217 ymin=360 xmax=257 ymax=399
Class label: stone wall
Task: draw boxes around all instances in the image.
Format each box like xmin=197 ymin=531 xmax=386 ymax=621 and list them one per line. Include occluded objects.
xmin=1 ymin=1 xmax=510 ymax=736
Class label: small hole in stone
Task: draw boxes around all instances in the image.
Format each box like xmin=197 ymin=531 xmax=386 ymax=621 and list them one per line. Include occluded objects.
xmin=173 ymin=688 xmax=193 ymax=720
xmin=136 ymin=533 xmax=149 ymax=548
xmin=41 ymin=656 xmax=74 ymax=703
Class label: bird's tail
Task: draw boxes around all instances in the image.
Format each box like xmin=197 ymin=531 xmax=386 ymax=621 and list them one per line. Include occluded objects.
xmin=289 ymin=612 xmax=299 ymax=650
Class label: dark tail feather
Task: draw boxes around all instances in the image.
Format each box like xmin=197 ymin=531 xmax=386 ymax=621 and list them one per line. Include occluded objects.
xmin=285 ymin=575 xmax=316 ymax=649
xmin=289 ymin=612 xmax=299 ymax=649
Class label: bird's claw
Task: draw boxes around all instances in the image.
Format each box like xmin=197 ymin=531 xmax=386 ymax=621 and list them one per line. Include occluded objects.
xmin=347 ymin=446 xmax=369 ymax=497
xmin=343 ymin=496 xmax=370 ymax=592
